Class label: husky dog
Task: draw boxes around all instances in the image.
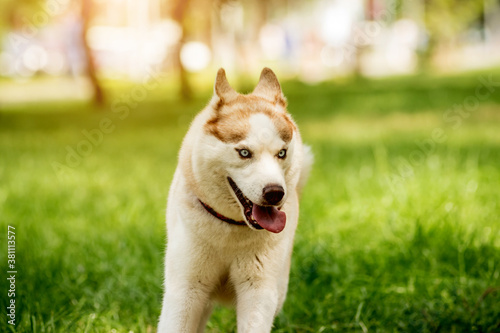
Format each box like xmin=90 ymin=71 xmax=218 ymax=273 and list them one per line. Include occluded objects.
xmin=158 ymin=68 xmax=313 ymax=333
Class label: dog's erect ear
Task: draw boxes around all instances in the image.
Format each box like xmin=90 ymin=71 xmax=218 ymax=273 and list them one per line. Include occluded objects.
xmin=214 ymin=68 xmax=238 ymax=102
xmin=252 ymin=67 xmax=286 ymax=107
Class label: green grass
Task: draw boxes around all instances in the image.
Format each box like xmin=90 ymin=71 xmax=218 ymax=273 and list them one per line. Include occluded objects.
xmin=1 ymin=69 xmax=500 ymax=332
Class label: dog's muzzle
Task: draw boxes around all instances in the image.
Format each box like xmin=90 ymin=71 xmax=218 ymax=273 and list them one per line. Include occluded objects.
xmin=227 ymin=177 xmax=286 ymax=233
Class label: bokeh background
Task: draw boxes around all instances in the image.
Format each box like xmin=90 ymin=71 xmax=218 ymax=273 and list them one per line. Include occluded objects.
xmin=1 ymin=0 xmax=500 ymax=102
xmin=1 ymin=0 xmax=500 ymax=332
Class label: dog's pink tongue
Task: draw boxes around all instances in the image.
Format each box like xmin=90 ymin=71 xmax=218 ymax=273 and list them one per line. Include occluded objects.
xmin=252 ymin=205 xmax=286 ymax=233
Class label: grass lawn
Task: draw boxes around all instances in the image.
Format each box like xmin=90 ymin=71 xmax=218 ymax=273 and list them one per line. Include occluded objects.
xmin=1 ymin=69 xmax=500 ymax=332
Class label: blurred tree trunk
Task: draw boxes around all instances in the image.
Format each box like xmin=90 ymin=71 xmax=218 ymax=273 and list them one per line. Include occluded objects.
xmin=420 ymin=0 xmax=436 ymax=71
xmin=172 ymin=0 xmax=192 ymax=100
xmin=354 ymin=0 xmax=377 ymax=78
xmin=81 ymin=0 xmax=105 ymax=107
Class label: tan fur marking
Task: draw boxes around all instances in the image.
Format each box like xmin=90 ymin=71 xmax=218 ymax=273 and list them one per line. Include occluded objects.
xmin=214 ymin=97 xmax=224 ymax=112
xmin=274 ymin=95 xmax=287 ymax=108
xmin=270 ymin=110 xmax=294 ymax=142
xmin=205 ymin=111 xmax=250 ymax=143
xmin=205 ymin=95 xmax=295 ymax=143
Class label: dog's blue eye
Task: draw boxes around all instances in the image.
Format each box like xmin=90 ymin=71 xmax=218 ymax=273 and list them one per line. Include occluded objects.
xmin=278 ymin=149 xmax=287 ymax=158
xmin=238 ymin=149 xmax=251 ymax=158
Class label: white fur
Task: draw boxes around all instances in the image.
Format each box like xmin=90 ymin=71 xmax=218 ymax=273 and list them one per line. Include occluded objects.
xmin=229 ymin=113 xmax=288 ymax=205
xmin=158 ymin=73 xmax=311 ymax=333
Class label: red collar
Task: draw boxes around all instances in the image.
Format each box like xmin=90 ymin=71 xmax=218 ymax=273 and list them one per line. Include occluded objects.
xmin=199 ymin=200 xmax=247 ymax=226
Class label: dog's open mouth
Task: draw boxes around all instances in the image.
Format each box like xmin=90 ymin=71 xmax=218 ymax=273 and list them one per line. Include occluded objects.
xmin=227 ymin=177 xmax=286 ymax=233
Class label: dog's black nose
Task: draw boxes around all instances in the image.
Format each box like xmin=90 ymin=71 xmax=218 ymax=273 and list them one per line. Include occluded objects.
xmin=263 ymin=184 xmax=285 ymax=205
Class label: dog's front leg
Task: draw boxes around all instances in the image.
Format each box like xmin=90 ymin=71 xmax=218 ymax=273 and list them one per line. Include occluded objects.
xmin=235 ymin=283 xmax=280 ymax=333
xmin=158 ymin=240 xmax=217 ymax=333
xmin=158 ymin=283 xmax=210 ymax=333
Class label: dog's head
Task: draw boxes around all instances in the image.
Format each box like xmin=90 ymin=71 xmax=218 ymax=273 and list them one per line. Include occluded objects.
xmin=191 ymin=68 xmax=302 ymax=233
